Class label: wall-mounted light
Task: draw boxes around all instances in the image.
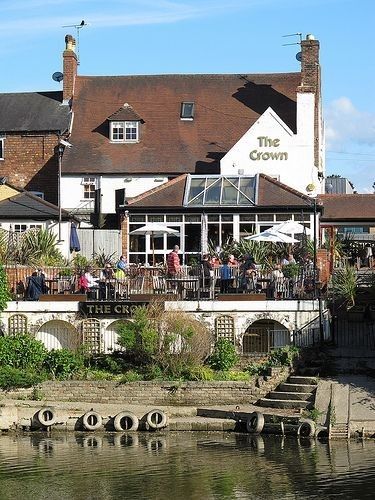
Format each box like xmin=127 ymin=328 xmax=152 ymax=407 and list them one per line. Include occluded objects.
xmin=124 ymin=178 xmax=132 ymax=183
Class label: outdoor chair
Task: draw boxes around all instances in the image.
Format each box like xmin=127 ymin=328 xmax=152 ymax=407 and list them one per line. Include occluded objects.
xmin=152 ymin=275 xmax=167 ymax=294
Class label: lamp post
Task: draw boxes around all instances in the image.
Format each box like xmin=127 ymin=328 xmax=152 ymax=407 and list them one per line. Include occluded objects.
xmin=58 ymin=143 xmax=64 ymax=242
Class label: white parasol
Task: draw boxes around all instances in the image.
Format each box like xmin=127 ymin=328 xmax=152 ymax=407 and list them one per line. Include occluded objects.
xmin=244 ymin=229 xmax=299 ymax=243
xmin=129 ymin=223 xmax=179 ymax=265
xmin=270 ymin=220 xmax=311 ymax=235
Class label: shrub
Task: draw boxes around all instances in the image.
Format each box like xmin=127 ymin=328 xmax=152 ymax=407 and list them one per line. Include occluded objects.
xmin=0 ymin=264 xmax=11 ymax=311
xmin=120 ymin=370 xmax=143 ymax=383
xmin=43 ymin=349 xmax=84 ymax=379
xmin=282 ymin=263 xmax=300 ymax=279
xmin=213 ymin=370 xmax=251 ymax=381
xmin=0 ymin=366 xmax=45 ymax=390
xmin=267 ymin=346 xmax=299 ymax=367
xmin=0 ymin=335 xmax=47 ymax=370
xmin=117 ymin=306 xmax=159 ymax=365
xmin=208 ymin=339 xmax=239 ymax=371
xmin=183 ymin=365 xmax=215 ymax=381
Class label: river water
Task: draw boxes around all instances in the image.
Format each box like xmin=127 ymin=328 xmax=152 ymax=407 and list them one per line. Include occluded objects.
xmin=0 ymin=432 xmax=374 ymax=499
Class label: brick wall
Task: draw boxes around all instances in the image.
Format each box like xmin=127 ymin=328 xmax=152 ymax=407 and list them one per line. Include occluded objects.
xmin=1 ymin=132 xmax=59 ymax=204
xmin=4 ymin=369 xmax=288 ymax=406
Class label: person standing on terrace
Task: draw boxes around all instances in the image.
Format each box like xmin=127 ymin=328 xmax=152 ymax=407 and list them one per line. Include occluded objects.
xmin=167 ymin=245 xmax=181 ymax=277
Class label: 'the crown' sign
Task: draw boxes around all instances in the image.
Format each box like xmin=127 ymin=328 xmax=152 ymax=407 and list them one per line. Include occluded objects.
xmin=249 ymin=136 xmax=288 ymax=161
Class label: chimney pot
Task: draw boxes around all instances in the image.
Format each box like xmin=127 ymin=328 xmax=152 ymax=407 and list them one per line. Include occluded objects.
xmin=306 ymin=34 xmax=315 ymax=40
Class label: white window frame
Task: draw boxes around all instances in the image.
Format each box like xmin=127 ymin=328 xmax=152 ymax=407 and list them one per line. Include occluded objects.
xmin=82 ymin=177 xmax=97 ymax=200
xmin=14 ymin=223 xmax=43 ymax=233
xmin=0 ymin=137 xmax=4 ymax=160
xmin=110 ymin=121 xmax=139 ymax=143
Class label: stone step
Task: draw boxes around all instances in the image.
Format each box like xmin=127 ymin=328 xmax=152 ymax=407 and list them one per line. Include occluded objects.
xmin=268 ymin=391 xmax=313 ymax=401
xmin=288 ymin=376 xmax=318 ymax=385
xmin=258 ymin=398 xmax=313 ymax=410
xmin=278 ymin=383 xmax=317 ymax=393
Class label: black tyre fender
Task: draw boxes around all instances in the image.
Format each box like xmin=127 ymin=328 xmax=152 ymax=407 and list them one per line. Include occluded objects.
xmin=36 ymin=407 xmax=56 ymax=427
xmin=246 ymin=411 xmax=264 ymax=434
xmin=298 ymin=418 xmax=316 ymax=437
xmin=146 ymin=409 xmax=168 ymax=430
xmin=113 ymin=412 xmax=139 ymax=432
xmin=82 ymin=411 xmax=103 ymax=431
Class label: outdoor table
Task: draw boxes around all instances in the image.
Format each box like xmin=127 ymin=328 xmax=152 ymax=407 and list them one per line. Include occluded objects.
xmin=166 ymin=277 xmax=199 ymax=299
xmin=45 ymin=278 xmax=58 ymax=294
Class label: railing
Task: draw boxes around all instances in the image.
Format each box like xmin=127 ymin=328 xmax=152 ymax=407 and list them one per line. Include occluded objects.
xmin=293 ymin=309 xmax=331 ymax=348
xmin=4 ymin=263 xmax=321 ymax=302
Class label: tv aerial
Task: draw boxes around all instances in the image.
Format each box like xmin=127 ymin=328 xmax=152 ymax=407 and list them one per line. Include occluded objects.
xmin=282 ymin=33 xmax=303 ymax=64
xmin=61 ymin=20 xmax=89 ymax=63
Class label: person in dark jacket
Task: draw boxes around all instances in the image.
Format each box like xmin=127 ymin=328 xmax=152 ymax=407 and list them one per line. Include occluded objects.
xmin=201 ymin=254 xmax=213 ymax=286
xmin=25 ymin=272 xmax=45 ymax=301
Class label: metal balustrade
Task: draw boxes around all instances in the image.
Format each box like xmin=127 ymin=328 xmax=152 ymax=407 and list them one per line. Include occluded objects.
xmin=4 ymin=264 xmax=320 ymax=302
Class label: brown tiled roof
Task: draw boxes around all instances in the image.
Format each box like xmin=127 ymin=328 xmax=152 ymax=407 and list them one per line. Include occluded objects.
xmin=107 ymin=103 xmax=143 ymax=122
xmin=319 ymin=194 xmax=375 ymax=221
xmin=126 ymin=173 xmax=313 ymax=210
xmin=63 ymin=73 xmax=300 ymax=175
xmin=128 ymin=175 xmax=187 ymax=208
xmin=257 ymin=175 xmax=313 ymax=206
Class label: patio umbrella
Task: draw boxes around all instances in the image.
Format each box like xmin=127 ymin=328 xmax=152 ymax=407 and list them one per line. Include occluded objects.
xmin=244 ymin=229 xmax=299 ymax=243
xmin=69 ymin=223 xmax=81 ymax=252
xmin=129 ymin=223 xmax=179 ymax=265
xmin=270 ymin=220 xmax=311 ymax=235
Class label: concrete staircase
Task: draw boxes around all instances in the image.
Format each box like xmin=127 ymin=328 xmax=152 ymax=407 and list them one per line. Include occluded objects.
xmin=257 ymin=375 xmax=317 ymax=411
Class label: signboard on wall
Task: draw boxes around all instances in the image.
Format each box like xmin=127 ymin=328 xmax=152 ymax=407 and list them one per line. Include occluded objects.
xmin=79 ymin=301 xmax=147 ymax=317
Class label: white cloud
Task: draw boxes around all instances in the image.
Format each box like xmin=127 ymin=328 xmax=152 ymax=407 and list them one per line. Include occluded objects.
xmin=325 ymin=97 xmax=375 ymax=148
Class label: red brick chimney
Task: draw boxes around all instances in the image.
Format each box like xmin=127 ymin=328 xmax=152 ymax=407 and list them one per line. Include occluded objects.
xmin=297 ymin=34 xmax=323 ymax=179
xmin=298 ymin=34 xmax=320 ymax=93
xmin=63 ymin=34 xmax=78 ymax=103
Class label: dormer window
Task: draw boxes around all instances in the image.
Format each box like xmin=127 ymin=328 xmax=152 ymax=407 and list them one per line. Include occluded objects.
xmin=108 ymin=103 xmax=143 ymax=144
xmin=181 ymin=102 xmax=194 ymax=120
xmin=110 ymin=121 xmax=139 ymax=143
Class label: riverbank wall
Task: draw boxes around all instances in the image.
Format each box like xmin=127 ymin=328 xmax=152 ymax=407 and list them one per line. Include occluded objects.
xmin=0 ymin=368 xmax=290 ymax=432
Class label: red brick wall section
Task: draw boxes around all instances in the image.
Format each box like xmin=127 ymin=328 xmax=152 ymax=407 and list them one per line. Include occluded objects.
xmin=1 ymin=132 xmax=59 ymax=204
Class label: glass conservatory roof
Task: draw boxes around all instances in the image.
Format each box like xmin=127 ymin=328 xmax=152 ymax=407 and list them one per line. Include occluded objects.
xmin=184 ymin=175 xmax=257 ymax=207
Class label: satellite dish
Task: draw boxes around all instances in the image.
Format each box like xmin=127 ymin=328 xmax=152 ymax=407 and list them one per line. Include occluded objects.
xmin=52 ymin=71 xmax=64 ymax=83
xmin=296 ymin=52 xmax=302 ymax=62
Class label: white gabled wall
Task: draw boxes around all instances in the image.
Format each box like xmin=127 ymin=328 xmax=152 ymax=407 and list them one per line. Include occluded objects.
xmin=220 ymin=101 xmax=321 ymax=194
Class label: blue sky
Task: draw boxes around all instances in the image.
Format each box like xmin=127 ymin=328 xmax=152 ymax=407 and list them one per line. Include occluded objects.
xmin=0 ymin=0 xmax=374 ymax=192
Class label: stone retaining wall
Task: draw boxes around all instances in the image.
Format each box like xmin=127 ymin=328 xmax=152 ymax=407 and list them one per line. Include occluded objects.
xmin=4 ymin=368 xmax=288 ymax=406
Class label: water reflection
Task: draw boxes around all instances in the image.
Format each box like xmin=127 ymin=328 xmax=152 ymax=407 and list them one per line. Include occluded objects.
xmin=0 ymin=433 xmax=374 ymax=499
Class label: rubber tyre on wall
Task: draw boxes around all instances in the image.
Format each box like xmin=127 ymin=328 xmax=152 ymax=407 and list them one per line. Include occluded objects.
xmin=113 ymin=412 xmax=139 ymax=432
xmin=246 ymin=412 xmax=264 ymax=434
xmin=146 ymin=409 xmax=168 ymax=430
xmin=82 ymin=411 xmax=103 ymax=431
xmin=36 ymin=407 xmax=56 ymax=427
xmin=297 ymin=418 xmax=316 ymax=437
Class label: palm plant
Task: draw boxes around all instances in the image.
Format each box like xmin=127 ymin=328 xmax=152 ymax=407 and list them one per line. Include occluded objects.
xmin=330 ymin=265 xmax=358 ymax=309
xmin=0 ymin=228 xmax=63 ymax=266
xmin=93 ymin=248 xmax=116 ymax=268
